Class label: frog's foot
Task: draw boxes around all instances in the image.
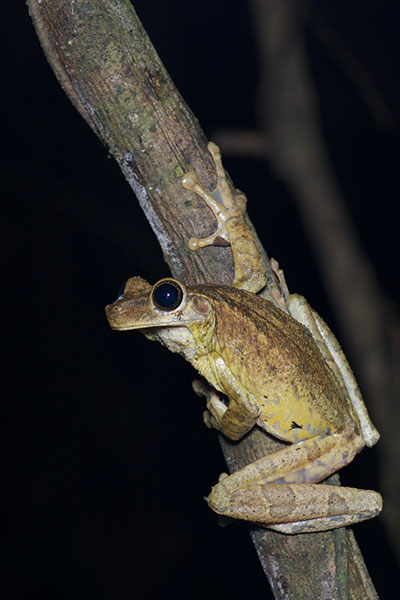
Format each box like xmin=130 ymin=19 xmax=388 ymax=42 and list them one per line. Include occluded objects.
xmin=181 ymin=169 xmax=231 ymax=251
xmin=192 ymin=379 xmax=227 ymax=431
xmin=182 ymin=142 xmax=266 ymax=293
xmin=181 ymin=142 xmax=243 ymax=250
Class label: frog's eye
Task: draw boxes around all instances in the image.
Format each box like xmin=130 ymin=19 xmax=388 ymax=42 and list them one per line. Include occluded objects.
xmin=152 ymin=279 xmax=184 ymax=311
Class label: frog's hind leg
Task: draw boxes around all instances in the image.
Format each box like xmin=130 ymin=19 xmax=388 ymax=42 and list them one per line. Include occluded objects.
xmin=211 ymin=481 xmax=382 ymax=533
xmin=208 ymin=431 xmax=382 ymax=533
xmin=287 ymin=294 xmax=380 ymax=447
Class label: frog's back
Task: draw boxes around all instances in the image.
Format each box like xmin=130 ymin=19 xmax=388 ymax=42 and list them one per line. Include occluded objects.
xmin=194 ymin=285 xmax=358 ymax=443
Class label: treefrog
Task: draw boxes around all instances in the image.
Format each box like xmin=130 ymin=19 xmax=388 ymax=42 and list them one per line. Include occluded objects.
xmin=105 ymin=142 xmax=382 ymax=534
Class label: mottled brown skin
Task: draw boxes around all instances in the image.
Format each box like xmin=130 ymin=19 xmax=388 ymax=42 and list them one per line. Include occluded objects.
xmin=189 ymin=284 xmax=357 ymax=443
xmin=105 ymin=142 xmax=382 ymax=533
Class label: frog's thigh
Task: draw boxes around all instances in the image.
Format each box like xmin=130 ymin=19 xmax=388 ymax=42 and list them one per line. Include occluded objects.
xmin=311 ymin=308 xmax=380 ymax=447
xmin=212 ymin=431 xmax=363 ymax=492
xmin=209 ymin=481 xmax=382 ymax=533
xmin=287 ymin=294 xmax=379 ymax=447
xmin=286 ymin=294 xmax=339 ymax=368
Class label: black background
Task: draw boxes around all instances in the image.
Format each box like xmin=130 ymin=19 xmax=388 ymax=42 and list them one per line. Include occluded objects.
xmin=2 ymin=1 xmax=400 ymax=598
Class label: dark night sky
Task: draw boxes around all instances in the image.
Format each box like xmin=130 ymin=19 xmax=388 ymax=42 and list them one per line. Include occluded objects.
xmin=2 ymin=1 xmax=400 ymax=598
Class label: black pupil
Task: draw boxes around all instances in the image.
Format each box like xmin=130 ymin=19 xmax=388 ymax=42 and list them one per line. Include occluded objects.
xmin=153 ymin=283 xmax=181 ymax=310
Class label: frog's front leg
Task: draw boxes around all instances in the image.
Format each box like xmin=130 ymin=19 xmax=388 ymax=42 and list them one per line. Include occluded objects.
xmin=192 ymin=375 xmax=260 ymax=441
xmin=182 ymin=142 xmax=266 ymax=294
xmin=208 ymin=431 xmax=382 ymax=533
xmin=192 ymin=379 xmax=228 ymax=431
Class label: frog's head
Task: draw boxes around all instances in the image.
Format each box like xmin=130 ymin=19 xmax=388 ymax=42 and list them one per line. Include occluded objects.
xmin=105 ymin=276 xmax=215 ymax=359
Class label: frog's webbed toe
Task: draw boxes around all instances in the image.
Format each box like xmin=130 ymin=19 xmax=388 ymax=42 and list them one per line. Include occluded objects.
xmin=181 ymin=143 xmax=267 ymax=294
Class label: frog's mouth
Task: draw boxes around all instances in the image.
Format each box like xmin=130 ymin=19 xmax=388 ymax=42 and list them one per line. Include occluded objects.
xmin=104 ymin=301 xmax=155 ymax=331
xmin=104 ymin=300 xmax=202 ymax=331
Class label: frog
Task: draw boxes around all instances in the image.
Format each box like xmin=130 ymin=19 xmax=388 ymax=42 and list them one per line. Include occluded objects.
xmin=105 ymin=142 xmax=382 ymax=534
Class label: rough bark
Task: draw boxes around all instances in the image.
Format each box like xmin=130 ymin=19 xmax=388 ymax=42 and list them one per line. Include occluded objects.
xmin=27 ymin=1 xmax=378 ymax=598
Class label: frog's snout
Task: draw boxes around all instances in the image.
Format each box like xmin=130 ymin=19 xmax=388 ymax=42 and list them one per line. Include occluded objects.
xmin=104 ymin=300 xmax=124 ymax=329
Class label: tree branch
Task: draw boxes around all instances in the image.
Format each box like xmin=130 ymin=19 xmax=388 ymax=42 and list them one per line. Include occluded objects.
xmin=28 ymin=0 xmax=378 ymax=597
